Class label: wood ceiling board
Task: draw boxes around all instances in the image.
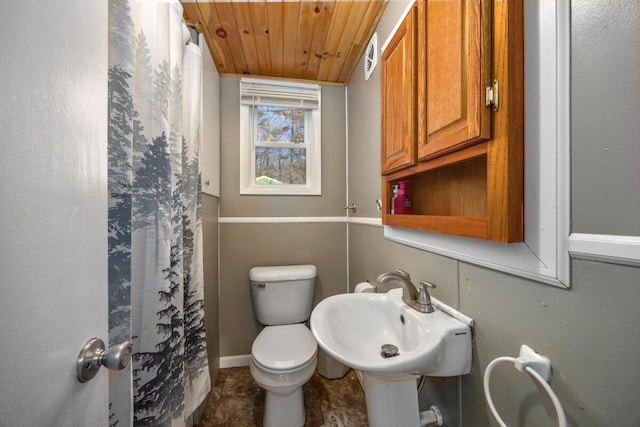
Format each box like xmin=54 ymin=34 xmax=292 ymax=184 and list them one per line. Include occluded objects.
xmin=337 ymin=0 xmax=387 ymax=83
xmin=183 ymin=0 xmax=387 ymax=84
xmin=316 ymin=0 xmax=354 ymax=82
xmin=211 ymin=2 xmax=249 ymax=73
xmin=230 ymin=2 xmax=267 ymax=75
xmin=324 ymin=0 xmax=370 ymax=82
xmin=292 ymin=2 xmax=319 ymax=78
xmin=282 ymin=1 xmax=302 ymax=78
xmin=248 ymin=2 xmax=273 ymax=76
xmin=206 ymin=1 xmax=242 ymax=73
xmin=305 ymin=2 xmax=337 ymax=80
xmin=264 ymin=2 xmax=284 ymax=77
xmin=294 ymin=2 xmax=337 ymax=80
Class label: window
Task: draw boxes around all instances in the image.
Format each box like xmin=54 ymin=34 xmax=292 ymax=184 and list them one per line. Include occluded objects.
xmin=240 ymin=78 xmax=321 ymax=195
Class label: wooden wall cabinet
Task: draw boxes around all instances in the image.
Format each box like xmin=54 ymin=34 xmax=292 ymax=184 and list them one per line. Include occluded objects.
xmin=381 ymin=0 xmax=524 ymax=243
xmin=380 ymin=5 xmax=418 ymax=174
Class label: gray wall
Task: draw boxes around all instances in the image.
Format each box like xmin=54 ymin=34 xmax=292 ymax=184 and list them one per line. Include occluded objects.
xmin=218 ymin=78 xmax=348 ymax=356
xmin=220 ymin=223 xmax=347 ymax=356
xmin=571 ymin=0 xmax=639 ymax=235
xmin=346 ymin=1 xmax=640 ymax=426
xmin=202 ymin=194 xmax=220 ymax=385
xmin=220 ymin=78 xmax=347 ymax=218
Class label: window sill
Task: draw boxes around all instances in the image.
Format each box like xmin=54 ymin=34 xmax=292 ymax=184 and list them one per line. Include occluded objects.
xmin=239 ymin=184 xmax=321 ymax=196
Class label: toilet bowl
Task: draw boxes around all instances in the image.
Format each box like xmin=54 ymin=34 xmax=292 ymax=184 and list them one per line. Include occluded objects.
xmin=250 ymin=324 xmax=318 ymax=427
xmin=249 ymin=265 xmax=318 ymax=427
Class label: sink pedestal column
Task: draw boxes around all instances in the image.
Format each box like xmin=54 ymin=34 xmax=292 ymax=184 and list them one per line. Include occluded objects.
xmin=362 ymin=372 xmax=420 ymax=427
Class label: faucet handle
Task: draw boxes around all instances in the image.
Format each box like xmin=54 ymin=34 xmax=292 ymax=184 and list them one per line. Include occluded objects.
xmin=418 ymin=281 xmax=436 ymax=312
xmin=395 ymin=269 xmax=411 ymax=279
xmin=419 ymin=280 xmax=436 ymax=290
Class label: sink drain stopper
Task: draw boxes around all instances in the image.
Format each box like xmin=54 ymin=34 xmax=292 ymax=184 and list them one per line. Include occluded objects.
xmin=381 ymin=344 xmax=399 ymax=358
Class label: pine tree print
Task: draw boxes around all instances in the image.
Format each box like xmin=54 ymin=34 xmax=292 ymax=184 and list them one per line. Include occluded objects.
xmin=153 ymin=60 xmax=171 ymax=124
xmin=182 ymin=136 xmax=207 ymax=379
xmin=108 ymin=1 xmax=136 ymax=425
xmin=108 ymin=64 xmax=133 ymax=346
xmin=109 ymin=402 xmax=120 ymax=427
xmin=109 ymin=0 xmax=135 ymax=70
xmin=169 ymin=64 xmax=183 ymax=176
xmin=132 ymin=132 xmax=172 ymax=259
xmin=181 ymin=135 xmax=200 ymax=215
xmin=134 ymin=31 xmax=154 ymax=166
xmin=108 ymin=2 xmax=211 ymax=423
xmin=133 ymin=248 xmax=185 ymax=426
xmin=133 ymin=171 xmax=186 ymax=426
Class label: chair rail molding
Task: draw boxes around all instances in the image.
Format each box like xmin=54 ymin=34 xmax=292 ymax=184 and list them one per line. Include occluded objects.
xmin=568 ymin=234 xmax=640 ymax=267
xmin=218 ymin=216 xmax=346 ymax=224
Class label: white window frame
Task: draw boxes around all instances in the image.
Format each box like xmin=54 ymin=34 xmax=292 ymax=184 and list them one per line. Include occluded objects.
xmin=383 ymin=0 xmax=571 ymax=288
xmin=239 ymin=78 xmax=322 ymax=195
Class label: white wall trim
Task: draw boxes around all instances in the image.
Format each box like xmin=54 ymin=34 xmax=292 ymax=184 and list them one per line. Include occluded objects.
xmin=384 ymin=227 xmax=565 ymax=287
xmin=380 ymin=0 xmax=416 ymax=53
xmin=218 ymin=216 xmax=385 ymax=227
xmin=218 ymin=216 xmax=346 ymax=224
xmin=348 ymin=217 xmax=383 ymax=227
xmin=568 ymin=233 xmax=640 ymax=267
xmin=219 ymin=354 xmax=251 ymax=368
xmin=555 ymin=0 xmax=572 ymax=285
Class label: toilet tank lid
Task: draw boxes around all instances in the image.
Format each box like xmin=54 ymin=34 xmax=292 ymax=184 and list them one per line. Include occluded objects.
xmin=249 ymin=265 xmax=317 ymax=281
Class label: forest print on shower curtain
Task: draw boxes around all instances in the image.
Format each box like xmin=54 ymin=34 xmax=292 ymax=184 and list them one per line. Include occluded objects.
xmin=107 ymin=0 xmax=210 ymax=425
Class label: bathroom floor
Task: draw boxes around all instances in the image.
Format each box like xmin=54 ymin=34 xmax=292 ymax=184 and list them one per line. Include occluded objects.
xmin=196 ymin=367 xmax=369 ymax=427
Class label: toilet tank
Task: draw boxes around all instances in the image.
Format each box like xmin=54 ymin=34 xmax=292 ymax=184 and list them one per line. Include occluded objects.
xmin=249 ymin=265 xmax=317 ymax=326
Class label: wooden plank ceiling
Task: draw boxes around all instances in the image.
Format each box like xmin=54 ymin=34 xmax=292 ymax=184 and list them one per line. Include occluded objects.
xmin=182 ymin=1 xmax=388 ymax=85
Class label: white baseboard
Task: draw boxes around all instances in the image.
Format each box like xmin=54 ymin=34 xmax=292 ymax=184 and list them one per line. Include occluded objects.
xmin=219 ymin=354 xmax=251 ymax=368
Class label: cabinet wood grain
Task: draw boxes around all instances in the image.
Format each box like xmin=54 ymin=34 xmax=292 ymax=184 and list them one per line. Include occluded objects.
xmin=381 ymin=0 xmax=523 ymax=243
xmin=381 ymin=5 xmax=417 ymax=175
xmin=419 ymin=0 xmax=491 ymax=160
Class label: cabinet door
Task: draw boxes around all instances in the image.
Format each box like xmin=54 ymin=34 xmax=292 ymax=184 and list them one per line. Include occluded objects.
xmin=381 ymin=5 xmax=417 ymax=175
xmin=419 ymin=0 xmax=491 ymax=160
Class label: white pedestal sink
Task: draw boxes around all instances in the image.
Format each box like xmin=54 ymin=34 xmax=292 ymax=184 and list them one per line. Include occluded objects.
xmin=310 ymin=288 xmax=472 ymax=427
xmin=362 ymin=372 xmax=422 ymax=426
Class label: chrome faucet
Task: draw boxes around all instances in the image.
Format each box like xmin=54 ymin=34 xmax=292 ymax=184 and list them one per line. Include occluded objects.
xmin=376 ymin=270 xmax=436 ymax=313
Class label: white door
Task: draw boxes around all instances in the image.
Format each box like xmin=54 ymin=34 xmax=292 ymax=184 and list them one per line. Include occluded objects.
xmin=0 ymin=1 xmax=110 ymax=426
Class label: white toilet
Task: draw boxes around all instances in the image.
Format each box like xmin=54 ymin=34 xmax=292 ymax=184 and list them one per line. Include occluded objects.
xmin=249 ymin=264 xmax=318 ymax=427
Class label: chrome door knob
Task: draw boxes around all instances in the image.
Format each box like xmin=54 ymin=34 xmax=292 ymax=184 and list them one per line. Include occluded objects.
xmin=77 ymin=338 xmax=131 ymax=383
xmin=100 ymin=341 xmax=131 ymax=371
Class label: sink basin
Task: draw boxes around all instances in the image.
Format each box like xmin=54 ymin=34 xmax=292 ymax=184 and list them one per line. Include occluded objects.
xmin=311 ymin=288 xmax=472 ymax=426
xmin=310 ymin=288 xmax=471 ymax=378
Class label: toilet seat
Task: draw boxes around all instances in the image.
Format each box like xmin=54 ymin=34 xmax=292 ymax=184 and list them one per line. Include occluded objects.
xmin=252 ymin=324 xmax=317 ymax=372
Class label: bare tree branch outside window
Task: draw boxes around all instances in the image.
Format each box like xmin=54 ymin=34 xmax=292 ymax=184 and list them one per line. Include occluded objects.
xmin=254 ymin=106 xmax=307 ymax=185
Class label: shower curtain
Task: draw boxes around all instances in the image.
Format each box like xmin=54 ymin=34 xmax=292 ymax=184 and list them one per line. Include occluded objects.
xmin=107 ymin=1 xmax=210 ymax=425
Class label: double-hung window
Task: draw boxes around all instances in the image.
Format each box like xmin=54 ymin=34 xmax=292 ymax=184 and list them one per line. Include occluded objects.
xmin=239 ymin=78 xmax=322 ymax=195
